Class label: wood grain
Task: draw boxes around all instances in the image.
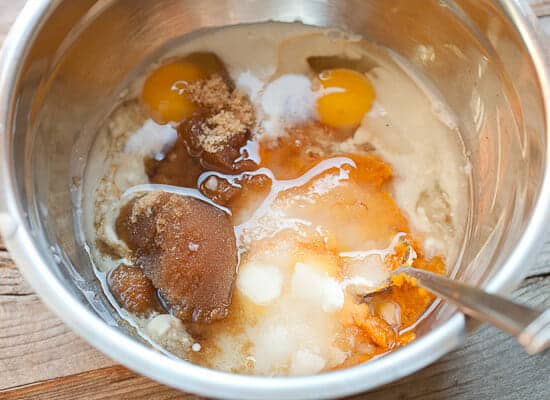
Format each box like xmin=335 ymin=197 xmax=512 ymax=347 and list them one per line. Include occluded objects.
xmin=0 ymin=252 xmax=115 ymax=390
xmin=0 ymin=251 xmax=31 ymax=295
xmin=0 ymin=0 xmax=25 ymax=44
xmin=531 ymin=0 xmax=550 ymax=17
xmin=0 ymin=366 xmax=202 ymax=400
xmin=529 ymin=234 xmax=550 ymax=276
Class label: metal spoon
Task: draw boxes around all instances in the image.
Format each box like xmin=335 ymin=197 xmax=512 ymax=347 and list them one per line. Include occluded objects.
xmin=390 ymin=267 xmax=550 ymax=355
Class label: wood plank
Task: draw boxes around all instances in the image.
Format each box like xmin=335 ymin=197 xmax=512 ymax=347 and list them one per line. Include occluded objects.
xmin=0 ymin=292 xmax=116 ymax=390
xmin=531 ymin=1 xmax=550 ymax=17
xmin=0 ymin=251 xmax=32 ymax=295
xmin=540 ymin=16 xmax=550 ymax=40
xmin=0 ymin=253 xmax=115 ymax=390
xmin=529 ymin=232 xmax=550 ymax=276
xmin=0 ymin=366 xmax=201 ymax=400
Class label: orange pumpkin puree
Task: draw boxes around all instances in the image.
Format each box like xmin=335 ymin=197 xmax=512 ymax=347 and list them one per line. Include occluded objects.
xmin=253 ymin=132 xmax=442 ymax=364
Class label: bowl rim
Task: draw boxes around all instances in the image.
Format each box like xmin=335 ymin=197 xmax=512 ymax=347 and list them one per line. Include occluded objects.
xmin=0 ymin=1 xmax=548 ymax=399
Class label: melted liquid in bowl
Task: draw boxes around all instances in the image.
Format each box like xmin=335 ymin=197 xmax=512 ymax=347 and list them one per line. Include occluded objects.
xmin=80 ymin=22 xmax=470 ymax=376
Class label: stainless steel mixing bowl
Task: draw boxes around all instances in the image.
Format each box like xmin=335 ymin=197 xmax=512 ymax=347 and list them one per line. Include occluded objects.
xmin=0 ymin=1 xmax=548 ymax=399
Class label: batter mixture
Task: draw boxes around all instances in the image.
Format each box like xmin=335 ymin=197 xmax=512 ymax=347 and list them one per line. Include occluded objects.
xmin=80 ymin=22 xmax=470 ymax=376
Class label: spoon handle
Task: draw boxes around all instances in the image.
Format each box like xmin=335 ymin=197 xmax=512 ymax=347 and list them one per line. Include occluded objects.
xmin=398 ymin=267 xmax=550 ymax=355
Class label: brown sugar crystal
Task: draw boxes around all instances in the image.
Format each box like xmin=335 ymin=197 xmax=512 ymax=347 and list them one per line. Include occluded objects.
xmin=116 ymin=191 xmax=238 ymax=323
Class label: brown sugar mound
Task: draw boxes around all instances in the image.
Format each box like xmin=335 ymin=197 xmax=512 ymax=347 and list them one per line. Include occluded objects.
xmin=116 ymin=191 xmax=238 ymax=323
xmin=145 ymin=62 xmax=257 ymax=185
xmin=187 ymin=74 xmax=255 ymax=128
xmin=108 ymin=264 xmax=161 ymax=316
xmin=181 ymin=74 xmax=256 ymax=172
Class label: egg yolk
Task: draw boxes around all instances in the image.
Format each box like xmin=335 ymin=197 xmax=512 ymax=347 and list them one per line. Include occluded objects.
xmin=142 ymin=62 xmax=205 ymax=124
xmin=316 ymin=68 xmax=375 ymax=129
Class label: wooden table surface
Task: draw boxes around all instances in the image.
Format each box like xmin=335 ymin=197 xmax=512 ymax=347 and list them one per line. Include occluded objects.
xmin=1 ymin=1 xmax=549 ymax=399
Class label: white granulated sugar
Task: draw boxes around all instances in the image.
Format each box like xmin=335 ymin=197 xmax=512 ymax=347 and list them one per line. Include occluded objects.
xmin=290 ymin=349 xmax=326 ymax=375
xmin=237 ymin=262 xmax=283 ymax=305
xmin=124 ymin=119 xmax=177 ymax=156
xmin=260 ymin=74 xmax=317 ymax=137
xmin=291 ymin=262 xmax=344 ymax=313
xmin=236 ymin=71 xmax=264 ymax=102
